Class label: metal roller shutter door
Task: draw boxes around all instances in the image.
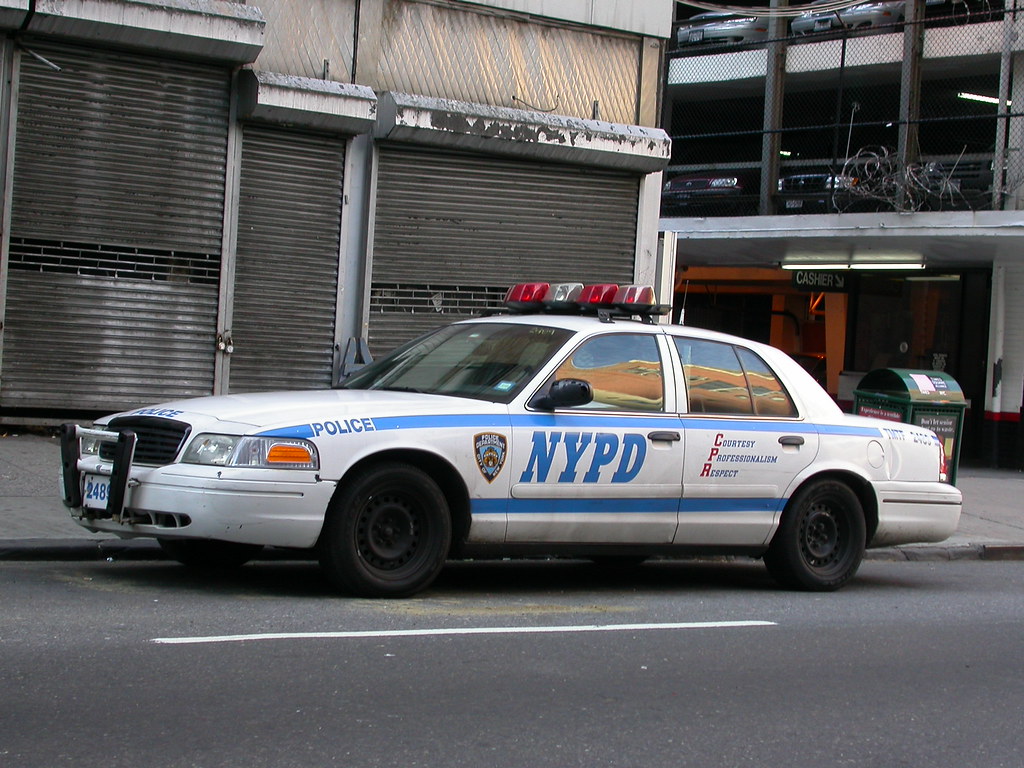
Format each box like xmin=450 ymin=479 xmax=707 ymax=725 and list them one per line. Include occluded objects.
xmin=2 ymin=42 xmax=229 ymax=411
xmin=229 ymin=126 xmax=346 ymax=393
xmin=370 ymin=146 xmax=639 ymax=355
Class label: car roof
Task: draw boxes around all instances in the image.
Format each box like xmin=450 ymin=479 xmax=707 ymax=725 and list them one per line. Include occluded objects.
xmin=690 ymin=11 xmax=739 ymax=20
xmin=668 ymin=172 xmax=740 ymax=181
xmin=456 ymin=312 xmax=774 ymax=348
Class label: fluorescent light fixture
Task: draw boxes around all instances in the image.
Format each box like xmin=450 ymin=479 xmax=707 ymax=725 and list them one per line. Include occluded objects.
xmin=781 ymin=262 xmax=851 ymax=270
xmin=783 ymin=248 xmax=924 ymax=271
xmin=958 ymin=91 xmax=1010 ymax=106
xmin=782 ymin=262 xmax=925 ymax=270
xmin=850 ymin=261 xmax=925 ymax=270
xmin=783 ymin=257 xmax=925 ymax=271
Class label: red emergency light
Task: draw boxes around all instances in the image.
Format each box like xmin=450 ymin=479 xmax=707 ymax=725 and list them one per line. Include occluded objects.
xmin=503 ymin=282 xmax=550 ymax=311
xmin=576 ymin=284 xmax=620 ymax=308
xmin=503 ymin=282 xmax=670 ymax=321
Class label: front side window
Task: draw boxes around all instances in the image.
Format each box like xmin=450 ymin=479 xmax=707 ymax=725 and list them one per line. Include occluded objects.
xmin=551 ymin=333 xmax=664 ymax=411
xmin=343 ymin=322 xmax=573 ymax=403
xmin=674 ymin=337 xmax=796 ymax=417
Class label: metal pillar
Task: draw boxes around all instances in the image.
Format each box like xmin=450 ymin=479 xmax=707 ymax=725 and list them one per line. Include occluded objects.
xmin=759 ymin=0 xmax=788 ymax=216
xmin=896 ymin=0 xmax=925 ymax=210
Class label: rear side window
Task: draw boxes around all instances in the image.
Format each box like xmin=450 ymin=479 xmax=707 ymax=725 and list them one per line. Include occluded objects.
xmin=673 ymin=337 xmax=796 ymax=417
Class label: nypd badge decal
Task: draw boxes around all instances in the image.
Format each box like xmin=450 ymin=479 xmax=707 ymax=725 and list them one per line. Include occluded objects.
xmin=474 ymin=433 xmax=507 ymax=483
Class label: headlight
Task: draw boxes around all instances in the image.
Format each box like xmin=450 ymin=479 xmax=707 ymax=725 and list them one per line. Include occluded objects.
xmin=182 ymin=434 xmax=320 ymax=470
xmin=828 ymin=175 xmax=856 ymax=190
xmin=81 ymin=425 xmax=117 ymax=456
xmin=80 ymin=435 xmax=103 ymax=456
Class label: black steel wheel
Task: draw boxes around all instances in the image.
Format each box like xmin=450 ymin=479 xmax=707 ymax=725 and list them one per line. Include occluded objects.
xmin=157 ymin=538 xmax=262 ymax=569
xmin=318 ymin=463 xmax=451 ymax=597
xmin=764 ymin=479 xmax=866 ymax=591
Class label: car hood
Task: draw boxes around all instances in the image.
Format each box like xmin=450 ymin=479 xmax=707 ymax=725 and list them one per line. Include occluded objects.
xmin=103 ymin=389 xmax=508 ymax=434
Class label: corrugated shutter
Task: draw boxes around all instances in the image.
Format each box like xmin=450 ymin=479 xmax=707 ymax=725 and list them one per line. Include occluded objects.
xmin=228 ymin=126 xmax=346 ymax=392
xmin=11 ymin=42 xmax=228 ymax=250
xmin=2 ymin=268 xmax=220 ymax=411
xmin=2 ymin=43 xmax=229 ymax=411
xmin=370 ymin=146 xmax=640 ymax=354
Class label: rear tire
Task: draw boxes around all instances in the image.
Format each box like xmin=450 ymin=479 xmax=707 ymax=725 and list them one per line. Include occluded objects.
xmin=158 ymin=538 xmax=262 ymax=569
xmin=764 ymin=479 xmax=865 ymax=591
xmin=318 ymin=463 xmax=451 ymax=598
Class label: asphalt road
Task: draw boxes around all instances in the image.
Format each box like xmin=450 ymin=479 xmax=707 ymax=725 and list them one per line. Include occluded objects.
xmin=2 ymin=558 xmax=1023 ymax=768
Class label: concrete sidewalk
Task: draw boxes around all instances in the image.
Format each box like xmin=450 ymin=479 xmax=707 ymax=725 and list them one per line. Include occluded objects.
xmin=2 ymin=429 xmax=1024 ymax=561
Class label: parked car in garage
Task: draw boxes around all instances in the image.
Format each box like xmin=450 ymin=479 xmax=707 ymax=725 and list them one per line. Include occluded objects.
xmin=676 ymin=11 xmax=769 ymax=48
xmin=661 ymin=172 xmax=758 ymax=217
xmin=778 ymin=155 xmax=992 ymax=213
xmin=777 ymin=171 xmax=861 ymax=213
xmin=791 ymin=0 xmax=953 ymax=36
xmin=791 ymin=0 xmax=906 ymax=35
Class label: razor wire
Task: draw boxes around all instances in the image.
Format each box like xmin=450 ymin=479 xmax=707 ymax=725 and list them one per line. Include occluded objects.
xmin=837 ymin=146 xmax=971 ymax=212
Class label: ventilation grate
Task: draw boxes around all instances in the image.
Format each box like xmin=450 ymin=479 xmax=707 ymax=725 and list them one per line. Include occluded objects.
xmin=8 ymin=237 xmax=219 ymax=286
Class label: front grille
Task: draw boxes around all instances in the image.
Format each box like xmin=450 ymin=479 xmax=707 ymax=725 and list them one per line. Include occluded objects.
xmin=779 ymin=176 xmax=828 ymax=193
xmin=100 ymin=417 xmax=192 ymax=466
xmin=670 ymin=179 xmax=710 ymax=191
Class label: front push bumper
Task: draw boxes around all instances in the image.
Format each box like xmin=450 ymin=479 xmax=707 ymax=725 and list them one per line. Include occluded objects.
xmin=59 ymin=424 xmax=336 ymax=549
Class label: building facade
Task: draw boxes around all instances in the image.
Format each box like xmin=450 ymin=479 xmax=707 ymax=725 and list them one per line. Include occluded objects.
xmin=0 ymin=0 xmax=672 ymax=421
xmin=661 ymin=0 xmax=1024 ymax=468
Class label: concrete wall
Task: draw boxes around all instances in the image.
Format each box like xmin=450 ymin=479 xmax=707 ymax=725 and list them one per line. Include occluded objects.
xmin=252 ymin=0 xmax=669 ymax=126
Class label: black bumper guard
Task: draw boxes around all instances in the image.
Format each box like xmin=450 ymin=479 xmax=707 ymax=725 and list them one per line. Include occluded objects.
xmin=60 ymin=424 xmax=137 ymax=521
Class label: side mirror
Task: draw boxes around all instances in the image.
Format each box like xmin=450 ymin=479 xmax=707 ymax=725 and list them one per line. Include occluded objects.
xmin=530 ymin=378 xmax=593 ymax=410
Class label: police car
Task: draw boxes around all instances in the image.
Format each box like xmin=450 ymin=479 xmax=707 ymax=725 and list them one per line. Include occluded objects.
xmin=60 ymin=282 xmax=962 ymax=597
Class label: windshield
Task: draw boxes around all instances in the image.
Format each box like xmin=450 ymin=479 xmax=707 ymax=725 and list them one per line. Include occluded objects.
xmin=342 ymin=322 xmax=574 ymax=402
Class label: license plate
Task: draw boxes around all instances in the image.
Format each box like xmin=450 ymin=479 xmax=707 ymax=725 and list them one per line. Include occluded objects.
xmin=688 ymin=30 xmax=704 ymax=42
xmin=814 ymin=19 xmax=831 ymax=30
xmin=83 ymin=474 xmax=112 ymax=510
xmin=786 ymin=199 xmax=803 ymax=208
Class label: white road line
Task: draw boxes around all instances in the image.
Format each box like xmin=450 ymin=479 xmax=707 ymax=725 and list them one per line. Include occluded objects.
xmin=152 ymin=620 xmax=776 ymax=645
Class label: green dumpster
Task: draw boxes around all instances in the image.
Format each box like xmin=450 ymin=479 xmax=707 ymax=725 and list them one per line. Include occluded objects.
xmin=853 ymin=368 xmax=967 ymax=485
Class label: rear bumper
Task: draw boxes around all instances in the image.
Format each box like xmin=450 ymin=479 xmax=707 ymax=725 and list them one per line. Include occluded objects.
xmin=869 ymin=480 xmax=963 ymax=547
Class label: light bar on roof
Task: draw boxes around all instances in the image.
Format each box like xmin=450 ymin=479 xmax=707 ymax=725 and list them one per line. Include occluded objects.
xmin=503 ymin=282 xmax=670 ymax=319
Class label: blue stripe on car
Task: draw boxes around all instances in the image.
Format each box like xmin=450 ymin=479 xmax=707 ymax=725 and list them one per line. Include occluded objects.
xmin=470 ymin=497 xmax=785 ymax=515
xmin=259 ymin=414 xmax=882 ymax=439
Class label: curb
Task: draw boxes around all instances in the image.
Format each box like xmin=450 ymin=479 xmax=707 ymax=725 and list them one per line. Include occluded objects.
xmin=864 ymin=544 xmax=1024 ymax=561
xmin=0 ymin=538 xmax=163 ymax=561
xmin=2 ymin=539 xmax=1024 ymax=562
xmin=978 ymin=545 xmax=1024 ymax=561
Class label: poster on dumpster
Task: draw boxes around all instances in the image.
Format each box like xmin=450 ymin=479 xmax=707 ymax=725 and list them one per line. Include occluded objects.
xmin=909 ymin=373 xmax=951 ymax=397
xmin=913 ymin=412 xmax=959 ymax=480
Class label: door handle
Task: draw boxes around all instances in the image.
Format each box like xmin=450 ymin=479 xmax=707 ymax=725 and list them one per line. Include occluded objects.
xmin=648 ymin=431 xmax=681 ymax=442
xmin=779 ymin=435 xmax=805 ymax=446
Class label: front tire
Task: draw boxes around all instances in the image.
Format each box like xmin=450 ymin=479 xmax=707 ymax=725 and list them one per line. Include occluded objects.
xmin=318 ymin=463 xmax=451 ymax=598
xmin=764 ymin=479 xmax=865 ymax=591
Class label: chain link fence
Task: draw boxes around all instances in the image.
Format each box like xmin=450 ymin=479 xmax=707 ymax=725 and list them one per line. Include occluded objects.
xmin=664 ymin=1 xmax=1019 ymax=216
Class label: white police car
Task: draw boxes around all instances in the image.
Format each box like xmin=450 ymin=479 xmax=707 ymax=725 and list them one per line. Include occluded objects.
xmin=60 ymin=282 xmax=962 ymax=597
